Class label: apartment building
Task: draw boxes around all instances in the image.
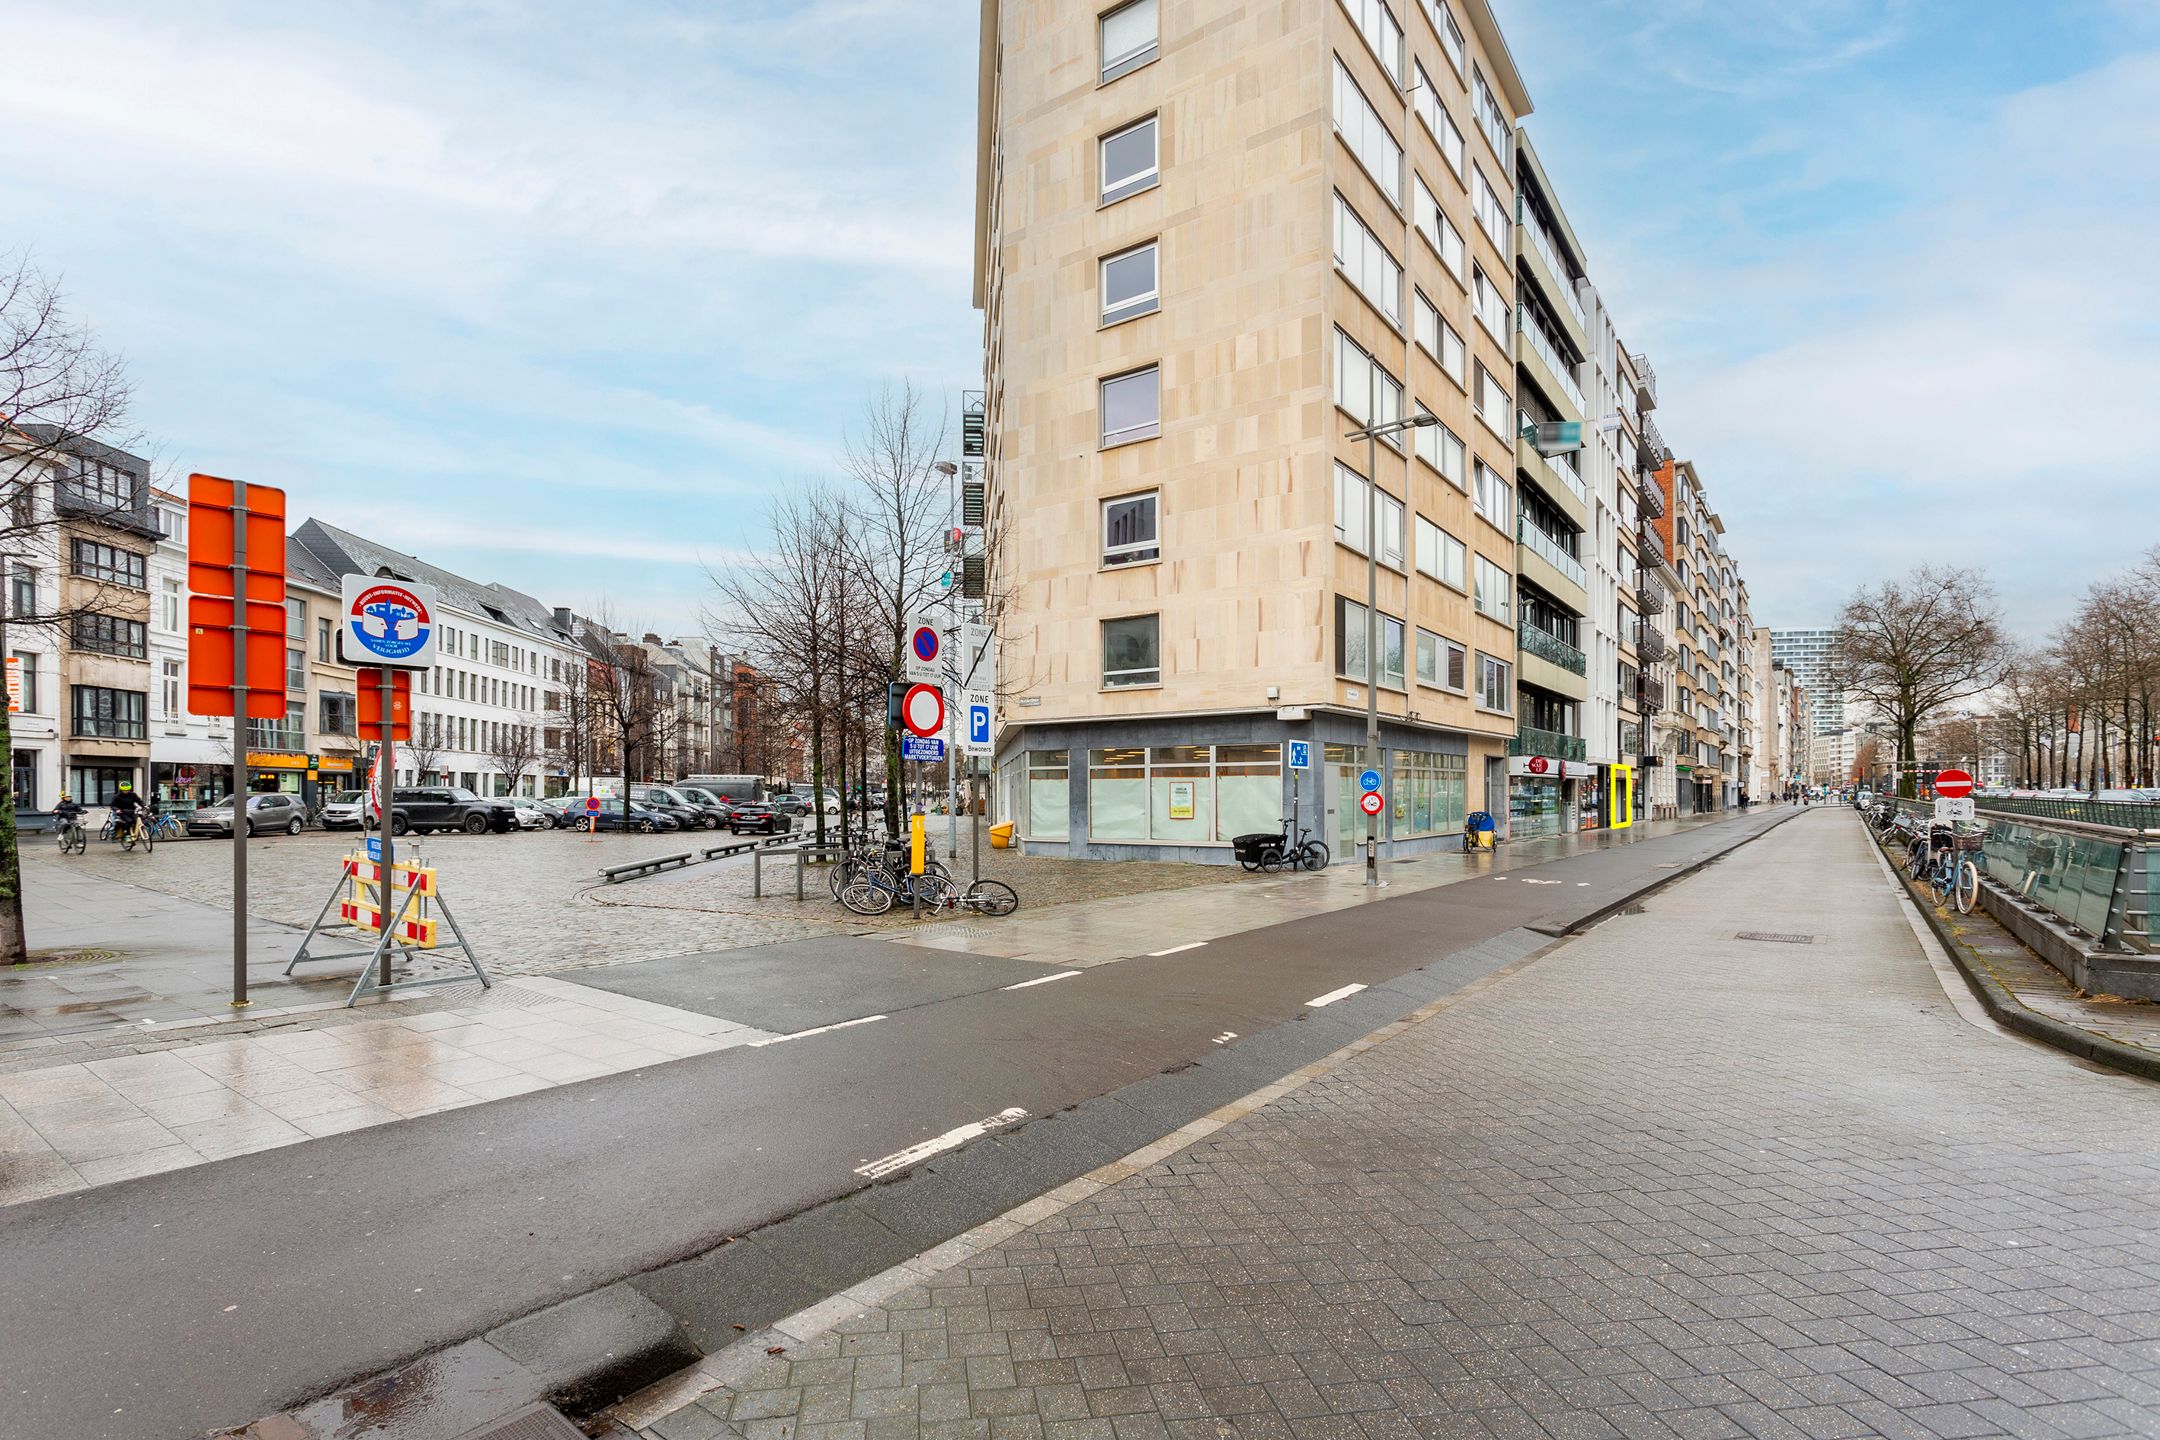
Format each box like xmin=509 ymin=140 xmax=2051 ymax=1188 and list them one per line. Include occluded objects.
xmin=2 ymin=430 xmax=163 ymax=810
xmin=141 ymin=488 xmax=229 ymax=815
xmin=1768 ymin=628 xmax=1862 ymax=785
xmin=1631 ymin=376 xmax=1682 ymax=820
xmin=293 ymin=521 xmax=579 ymax=797
xmin=975 ymin=0 xmax=1532 ymax=862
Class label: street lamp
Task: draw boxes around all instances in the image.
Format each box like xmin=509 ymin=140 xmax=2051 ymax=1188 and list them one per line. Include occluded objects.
xmin=1342 ymin=410 xmax=1439 ymax=888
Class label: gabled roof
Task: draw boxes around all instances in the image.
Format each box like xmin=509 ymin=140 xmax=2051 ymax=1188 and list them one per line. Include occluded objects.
xmin=292 ymin=517 xmax=577 ymax=647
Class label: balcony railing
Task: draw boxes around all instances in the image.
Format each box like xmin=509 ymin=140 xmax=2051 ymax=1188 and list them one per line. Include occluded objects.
xmin=1629 ymin=352 xmax=1658 ymax=410
xmin=1516 ymin=516 xmax=1586 ymax=588
xmin=1517 ymin=305 xmax=1586 ymax=413
xmin=1637 ymin=479 xmax=1665 ymax=518
xmin=1517 ymin=199 xmax=1587 ymax=331
xmin=1640 ymin=414 xmax=1669 ymax=468
xmin=1636 ymin=674 xmax=1666 ymax=711
xmin=1511 ymin=725 xmax=1587 ymax=762
xmin=1635 ymin=624 xmax=1668 ymax=663
xmin=1519 ymin=620 xmax=1588 ymax=676
xmin=1637 ymin=578 xmax=1667 ymax=615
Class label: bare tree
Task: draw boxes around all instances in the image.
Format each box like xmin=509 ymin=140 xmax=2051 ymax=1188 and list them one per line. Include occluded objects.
xmin=487 ymin=719 xmax=541 ymax=799
xmin=581 ymin=612 xmax=680 ymax=828
xmin=0 ymin=257 xmax=139 ymax=965
xmin=1837 ymin=566 xmax=2008 ymax=798
xmin=403 ymin=713 xmax=447 ymax=783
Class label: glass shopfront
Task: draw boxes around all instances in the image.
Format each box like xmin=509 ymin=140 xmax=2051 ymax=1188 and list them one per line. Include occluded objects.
xmin=1086 ymin=743 xmax=1282 ymax=845
xmin=1510 ymin=776 xmax=1564 ymax=838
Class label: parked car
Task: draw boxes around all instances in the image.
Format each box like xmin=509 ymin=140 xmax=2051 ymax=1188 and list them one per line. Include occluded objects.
xmin=632 ymin=784 xmax=721 ymax=830
xmin=566 ymin=795 xmax=682 ymax=833
xmin=675 ymin=785 xmax=737 ymax=826
xmin=788 ymin=785 xmax=843 ymax=817
xmin=771 ymin=793 xmax=811 ymax=819
xmin=320 ymin=789 xmax=368 ymax=830
xmin=188 ymin=792 xmax=310 ymax=838
xmin=510 ymin=801 xmax=553 ymax=831
xmin=683 ymin=774 xmax=767 ymax=806
xmin=727 ymin=801 xmax=794 ymax=836
xmin=365 ymin=786 xmax=518 ymax=837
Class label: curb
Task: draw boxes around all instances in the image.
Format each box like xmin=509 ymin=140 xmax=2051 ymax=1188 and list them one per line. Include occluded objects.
xmin=1875 ymin=832 xmax=2160 ymax=1084
xmin=236 ymin=812 xmax=1795 ymax=1439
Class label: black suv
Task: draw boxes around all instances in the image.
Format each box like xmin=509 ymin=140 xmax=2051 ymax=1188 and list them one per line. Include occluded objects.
xmin=369 ymin=786 xmax=518 ymax=836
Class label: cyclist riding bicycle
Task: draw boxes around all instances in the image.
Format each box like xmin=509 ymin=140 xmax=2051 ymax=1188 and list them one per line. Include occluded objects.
xmin=111 ymin=781 xmax=149 ymax=845
xmin=53 ymin=791 xmax=89 ymax=854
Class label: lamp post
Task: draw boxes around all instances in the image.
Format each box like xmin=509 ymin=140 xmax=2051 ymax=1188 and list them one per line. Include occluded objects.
xmin=1342 ymin=411 xmax=1439 ymax=888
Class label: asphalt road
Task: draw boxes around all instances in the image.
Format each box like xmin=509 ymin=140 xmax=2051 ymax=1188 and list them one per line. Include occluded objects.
xmin=0 ymin=809 xmax=1795 ymax=1440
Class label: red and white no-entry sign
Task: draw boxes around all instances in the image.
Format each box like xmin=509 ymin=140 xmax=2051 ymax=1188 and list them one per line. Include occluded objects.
xmin=902 ymin=683 xmax=945 ymax=738
xmin=1359 ymin=790 xmax=1385 ymax=817
xmin=1933 ymin=768 xmax=1976 ymax=799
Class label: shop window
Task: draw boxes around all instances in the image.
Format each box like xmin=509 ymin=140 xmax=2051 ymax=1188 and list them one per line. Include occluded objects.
xmin=1026 ymin=751 xmax=1069 ymax=839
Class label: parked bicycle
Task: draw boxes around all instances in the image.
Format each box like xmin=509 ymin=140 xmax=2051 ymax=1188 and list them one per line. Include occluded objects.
xmin=932 ymin=879 xmax=1020 ymax=916
xmin=1919 ymin=823 xmax=1983 ymax=914
xmin=1231 ymin=818 xmax=1329 ymax=873
xmin=153 ymin=810 xmax=185 ymax=841
xmin=828 ymin=839 xmax=951 ymax=902
xmin=836 ymin=853 xmax=956 ymax=915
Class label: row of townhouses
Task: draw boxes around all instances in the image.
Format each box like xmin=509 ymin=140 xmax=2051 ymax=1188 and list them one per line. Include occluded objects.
xmin=971 ymin=0 xmax=1801 ymax=859
xmin=3 ymin=433 xmax=769 ymax=815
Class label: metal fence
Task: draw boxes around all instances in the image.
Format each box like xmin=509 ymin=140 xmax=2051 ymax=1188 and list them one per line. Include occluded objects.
xmin=1888 ymin=797 xmax=2154 ymax=952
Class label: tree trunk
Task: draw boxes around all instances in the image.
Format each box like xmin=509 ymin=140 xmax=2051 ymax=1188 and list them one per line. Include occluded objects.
xmin=0 ymin=691 xmax=26 ymax=965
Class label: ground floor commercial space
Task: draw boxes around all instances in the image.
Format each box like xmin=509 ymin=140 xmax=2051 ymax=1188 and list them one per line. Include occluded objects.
xmin=10 ymin=739 xmax=152 ymax=810
xmin=992 ymin=709 xmax=1512 ymax=864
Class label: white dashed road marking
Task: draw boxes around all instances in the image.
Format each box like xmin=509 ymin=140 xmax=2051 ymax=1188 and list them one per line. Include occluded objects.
xmin=855 ymin=1107 xmax=1028 ymax=1179
xmin=1306 ymin=984 xmax=1367 ymax=1008
xmin=750 ymin=1015 xmax=887 ymax=1047
xmin=1002 ymin=971 xmax=1080 ymax=991
xmin=1148 ymin=942 xmax=1208 ymax=956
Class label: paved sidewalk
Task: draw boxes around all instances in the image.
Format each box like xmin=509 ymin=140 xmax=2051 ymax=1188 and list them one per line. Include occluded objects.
xmin=630 ymin=809 xmax=2160 ymax=1440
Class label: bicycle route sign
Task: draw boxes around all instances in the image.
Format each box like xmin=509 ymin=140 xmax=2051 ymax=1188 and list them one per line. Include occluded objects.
xmin=340 ymin=576 xmax=439 ymax=669
xmin=1358 ymin=768 xmax=1382 ymax=793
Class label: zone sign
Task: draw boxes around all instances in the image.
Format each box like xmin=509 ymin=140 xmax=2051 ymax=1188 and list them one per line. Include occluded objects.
xmin=340 ymin=576 xmax=440 ymax=669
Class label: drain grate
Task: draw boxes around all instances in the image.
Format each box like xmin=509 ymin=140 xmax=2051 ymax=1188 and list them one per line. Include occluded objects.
xmin=1737 ymin=931 xmax=1818 ymax=945
xmin=452 ymin=1403 xmax=587 ymax=1440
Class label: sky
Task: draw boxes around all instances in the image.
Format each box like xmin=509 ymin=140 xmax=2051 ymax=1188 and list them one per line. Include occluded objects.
xmin=4 ymin=0 xmax=2155 ymax=642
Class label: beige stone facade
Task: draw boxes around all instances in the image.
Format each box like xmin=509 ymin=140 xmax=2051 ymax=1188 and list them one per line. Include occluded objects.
xmin=975 ymin=0 xmax=1533 ymax=859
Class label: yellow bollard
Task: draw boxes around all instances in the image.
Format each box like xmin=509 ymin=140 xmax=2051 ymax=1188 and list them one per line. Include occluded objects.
xmin=910 ymin=813 xmax=926 ymax=875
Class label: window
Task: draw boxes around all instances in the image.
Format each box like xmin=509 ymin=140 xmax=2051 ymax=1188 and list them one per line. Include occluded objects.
xmin=1333 ymin=329 xmax=1403 ymax=435
xmin=1412 ymin=66 xmax=1466 ymax=179
xmin=1471 ymin=65 xmax=1510 ymax=163
xmin=1103 ymin=491 xmax=1160 ymax=566
xmin=285 ymin=598 xmax=305 ymax=638
xmin=1336 ymin=597 xmax=1406 ymax=689
xmin=1471 ymin=265 xmax=1508 ymax=339
xmin=317 ymin=615 xmax=333 ymax=662
xmin=1391 ymin=749 xmax=1468 ymax=835
xmin=1414 ymin=515 xmax=1466 ymax=588
xmin=1331 ymin=59 xmax=1402 ymax=207
xmin=1416 ymin=628 xmax=1440 ymax=686
xmin=1099 ymin=0 xmax=1157 ymax=82
xmin=159 ymin=576 xmax=182 ymax=633
xmin=1102 ymin=614 xmax=1161 ymax=688
xmin=1085 ymin=744 xmax=1281 ymax=844
xmin=69 ymin=539 xmax=146 ymax=588
xmin=70 ymin=685 xmax=147 ymax=740
xmin=287 ymin=647 xmax=306 ymax=691
xmin=1422 ymin=0 xmax=1466 ymax=77
xmin=1101 ymin=241 xmax=1159 ymax=325
xmin=1475 ymin=652 xmax=1512 ymax=713
xmin=1333 ymin=464 xmax=1404 ymax=567
xmin=1100 ymin=366 xmax=1161 ymax=446
xmin=1473 ymin=363 xmax=1511 ymax=439
xmin=1342 ymin=0 xmax=1404 ymax=85
xmin=7 ymin=564 xmax=35 ymax=620
xmin=11 ymin=652 xmax=39 ymax=713
xmin=1025 ymin=751 xmax=1069 ymax=838
xmin=1473 ymin=554 xmax=1512 ymax=623
xmin=1473 ymin=462 xmax=1511 ymax=530
xmin=1100 ymin=115 xmax=1159 ymax=204
xmin=69 ymin=765 xmax=138 ymax=807
xmin=160 ymin=658 xmax=181 ymax=721
xmin=73 ymin=457 xmax=133 ymax=510
xmin=1411 ymin=178 xmax=1467 ymax=285
xmin=70 ymin=612 xmax=147 ymax=659
xmin=320 ymin=691 xmax=357 ymax=736
xmin=1471 ymin=165 xmax=1510 ymax=252
xmin=1410 ymin=408 xmax=1466 ymax=489
xmin=1333 ymin=195 xmax=1402 ymax=326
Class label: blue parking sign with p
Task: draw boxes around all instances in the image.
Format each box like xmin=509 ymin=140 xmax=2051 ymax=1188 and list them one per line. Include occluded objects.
xmin=969 ymin=702 xmax=991 ymax=745
xmin=1289 ymin=741 xmax=1311 ymax=770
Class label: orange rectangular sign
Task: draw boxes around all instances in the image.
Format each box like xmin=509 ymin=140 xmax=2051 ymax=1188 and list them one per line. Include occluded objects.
xmin=357 ymin=668 xmax=413 ymax=741
xmin=187 ymin=474 xmax=287 ymax=603
xmin=187 ymin=594 xmax=289 ymax=718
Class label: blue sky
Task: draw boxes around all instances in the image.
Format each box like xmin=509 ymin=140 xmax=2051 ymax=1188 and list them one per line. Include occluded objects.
xmin=5 ymin=0 xmax=2155 ymax=639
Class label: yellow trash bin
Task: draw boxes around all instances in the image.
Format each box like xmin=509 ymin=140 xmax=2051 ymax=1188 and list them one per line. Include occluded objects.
xmin=989 ymin=822 xmax=1016 ymax=850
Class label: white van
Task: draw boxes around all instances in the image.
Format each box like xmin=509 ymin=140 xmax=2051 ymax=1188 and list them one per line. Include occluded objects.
xmin=683 ymin=774 xmax=767 ymax=805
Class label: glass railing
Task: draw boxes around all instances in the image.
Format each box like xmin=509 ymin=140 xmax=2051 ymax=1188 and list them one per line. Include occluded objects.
xmin=1517 ymin=200 xmax=1587 ymax=330
xmin=1519 ymin=621 xmax=1588 ymax=676
xmin=1547 ymin=447 xmax=1585 ymax=502
xmin=1516 ymin=306 xmax=1585 ymax=412
xmin=1516 ymin=516 xmax=1586 ymax=587
xmin=1511 ymin=725 xmax=1586 ymax=762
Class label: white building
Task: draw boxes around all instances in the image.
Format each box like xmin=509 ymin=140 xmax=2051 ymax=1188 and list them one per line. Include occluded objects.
xmin=145 ymin=488 xmax=239 ymax=814
xmin=292 ymin=521 xmax=582 ymax=797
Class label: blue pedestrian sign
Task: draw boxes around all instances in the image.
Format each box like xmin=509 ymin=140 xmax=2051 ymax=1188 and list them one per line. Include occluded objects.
xmin=1288 ymin=741 xmax=1311 ymax=771
xmin=365 ymin=836 xmax=382 ymax=862
xmin=901 ymin=735 xmax=946 ymax=763
xmin=1358 ymin=768 xmax=1382 ymax=793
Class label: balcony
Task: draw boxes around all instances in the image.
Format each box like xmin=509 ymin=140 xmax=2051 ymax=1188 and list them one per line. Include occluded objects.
xmin=1519 ymin=621 xmax=1588 ymax=677
xmin=1518 ymin=199 xmax=1588 ymax=334
xmin=1637 ymin=674 xmax=1666 ymax=711
xmin=1629 ymin=352 xmax=1658 ymax=410
xmin=1637 ymin=522 xmax=1666 ymax=565
xmin=1637 ymin=578 xmax=1667 ymax=615
xmin=1511 ymin=725 xmax=1586 ymax=763
xmin=1635 ymin=624 xmax=1668 ymax=663
xmin=1517 ymin=305 xmax=1586 ymax=415
xmin=1517 ymin=516 xmax=1586 ymax=589
xmin=1637 ymin=479 xmax=1665 ymax=519
xmin=1640 ymin=414 xmax=1669 ymax=469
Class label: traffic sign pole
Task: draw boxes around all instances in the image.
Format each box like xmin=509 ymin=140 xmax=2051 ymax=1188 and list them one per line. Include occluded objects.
xmin=376 ymin=664 xmax=396 ymax=991
xmin=229 ymin=478 xmax=249 ymax=1010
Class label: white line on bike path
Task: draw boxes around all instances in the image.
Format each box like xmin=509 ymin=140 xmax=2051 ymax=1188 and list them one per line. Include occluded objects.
xmin=750 ymin=1015 xmax=887 ymax=1047
xmin=1002 ymin=972 xmax=1079 ymax=991
xmin=1148 ymin=942 xmax=1208 ymax=956
xmin=855 ymin=1107 xmax=1028 ymax=1179
xmin=1306 ymin=983 xmax=1367 ymax=1008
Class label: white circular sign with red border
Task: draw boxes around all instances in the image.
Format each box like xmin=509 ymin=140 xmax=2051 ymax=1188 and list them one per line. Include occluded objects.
xmin=902 ymin=683 xmax=946 ymax=738
xmin=340 ymin=576 xmax=440 ymax=669
xmin=1359 ymin=790 xmax=1385 ymax=816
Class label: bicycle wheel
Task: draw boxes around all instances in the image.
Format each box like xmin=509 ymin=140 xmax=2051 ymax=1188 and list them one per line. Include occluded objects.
xmin=1296 ymin=840 xmax=1330 ymax=872
xmin=120 ymin=826 xmax=137 ymax=852
xmin=828 ymin=854 xmax=864 ymax=899
xmin=838 ymin=877 xmax=894 ymax=915
xmin=965 ymin=880 xmax=1019 ymax=916
xmin=1907 ymin=844 xmax=1929 ymax=882
xmin=141 ymin=826 xmax=154 ymax=855
xmin=1259 ymin=846 xmax=1286 ymax=873
xmin=911 ymin=871 xmax=958 ymax=908
xmin=1954 ymin=859 xmax=1980 ymax=915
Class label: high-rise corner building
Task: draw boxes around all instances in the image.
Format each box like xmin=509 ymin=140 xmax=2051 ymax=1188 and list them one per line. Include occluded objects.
xmin=973 ymin=0 xmax=1536 ymax=861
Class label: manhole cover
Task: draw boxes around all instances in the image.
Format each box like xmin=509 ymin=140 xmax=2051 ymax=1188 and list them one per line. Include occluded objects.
xmin=452 ymin=1402 xmax=586 ymax=1440
xmin=1737 ymin=931 xmax=1817 ymax=945
xmin=13 ymin=948 xmax=119 ymax=969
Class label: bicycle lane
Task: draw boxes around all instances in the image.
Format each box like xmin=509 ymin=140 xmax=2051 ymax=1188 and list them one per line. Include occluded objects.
xmin=0 ymin=809 xmax=1799 ymax=1440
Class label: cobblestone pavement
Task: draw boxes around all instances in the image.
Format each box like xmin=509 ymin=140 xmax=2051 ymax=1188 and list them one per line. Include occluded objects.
xmin=635 ymin=810 xmax=2160 ymax=1440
